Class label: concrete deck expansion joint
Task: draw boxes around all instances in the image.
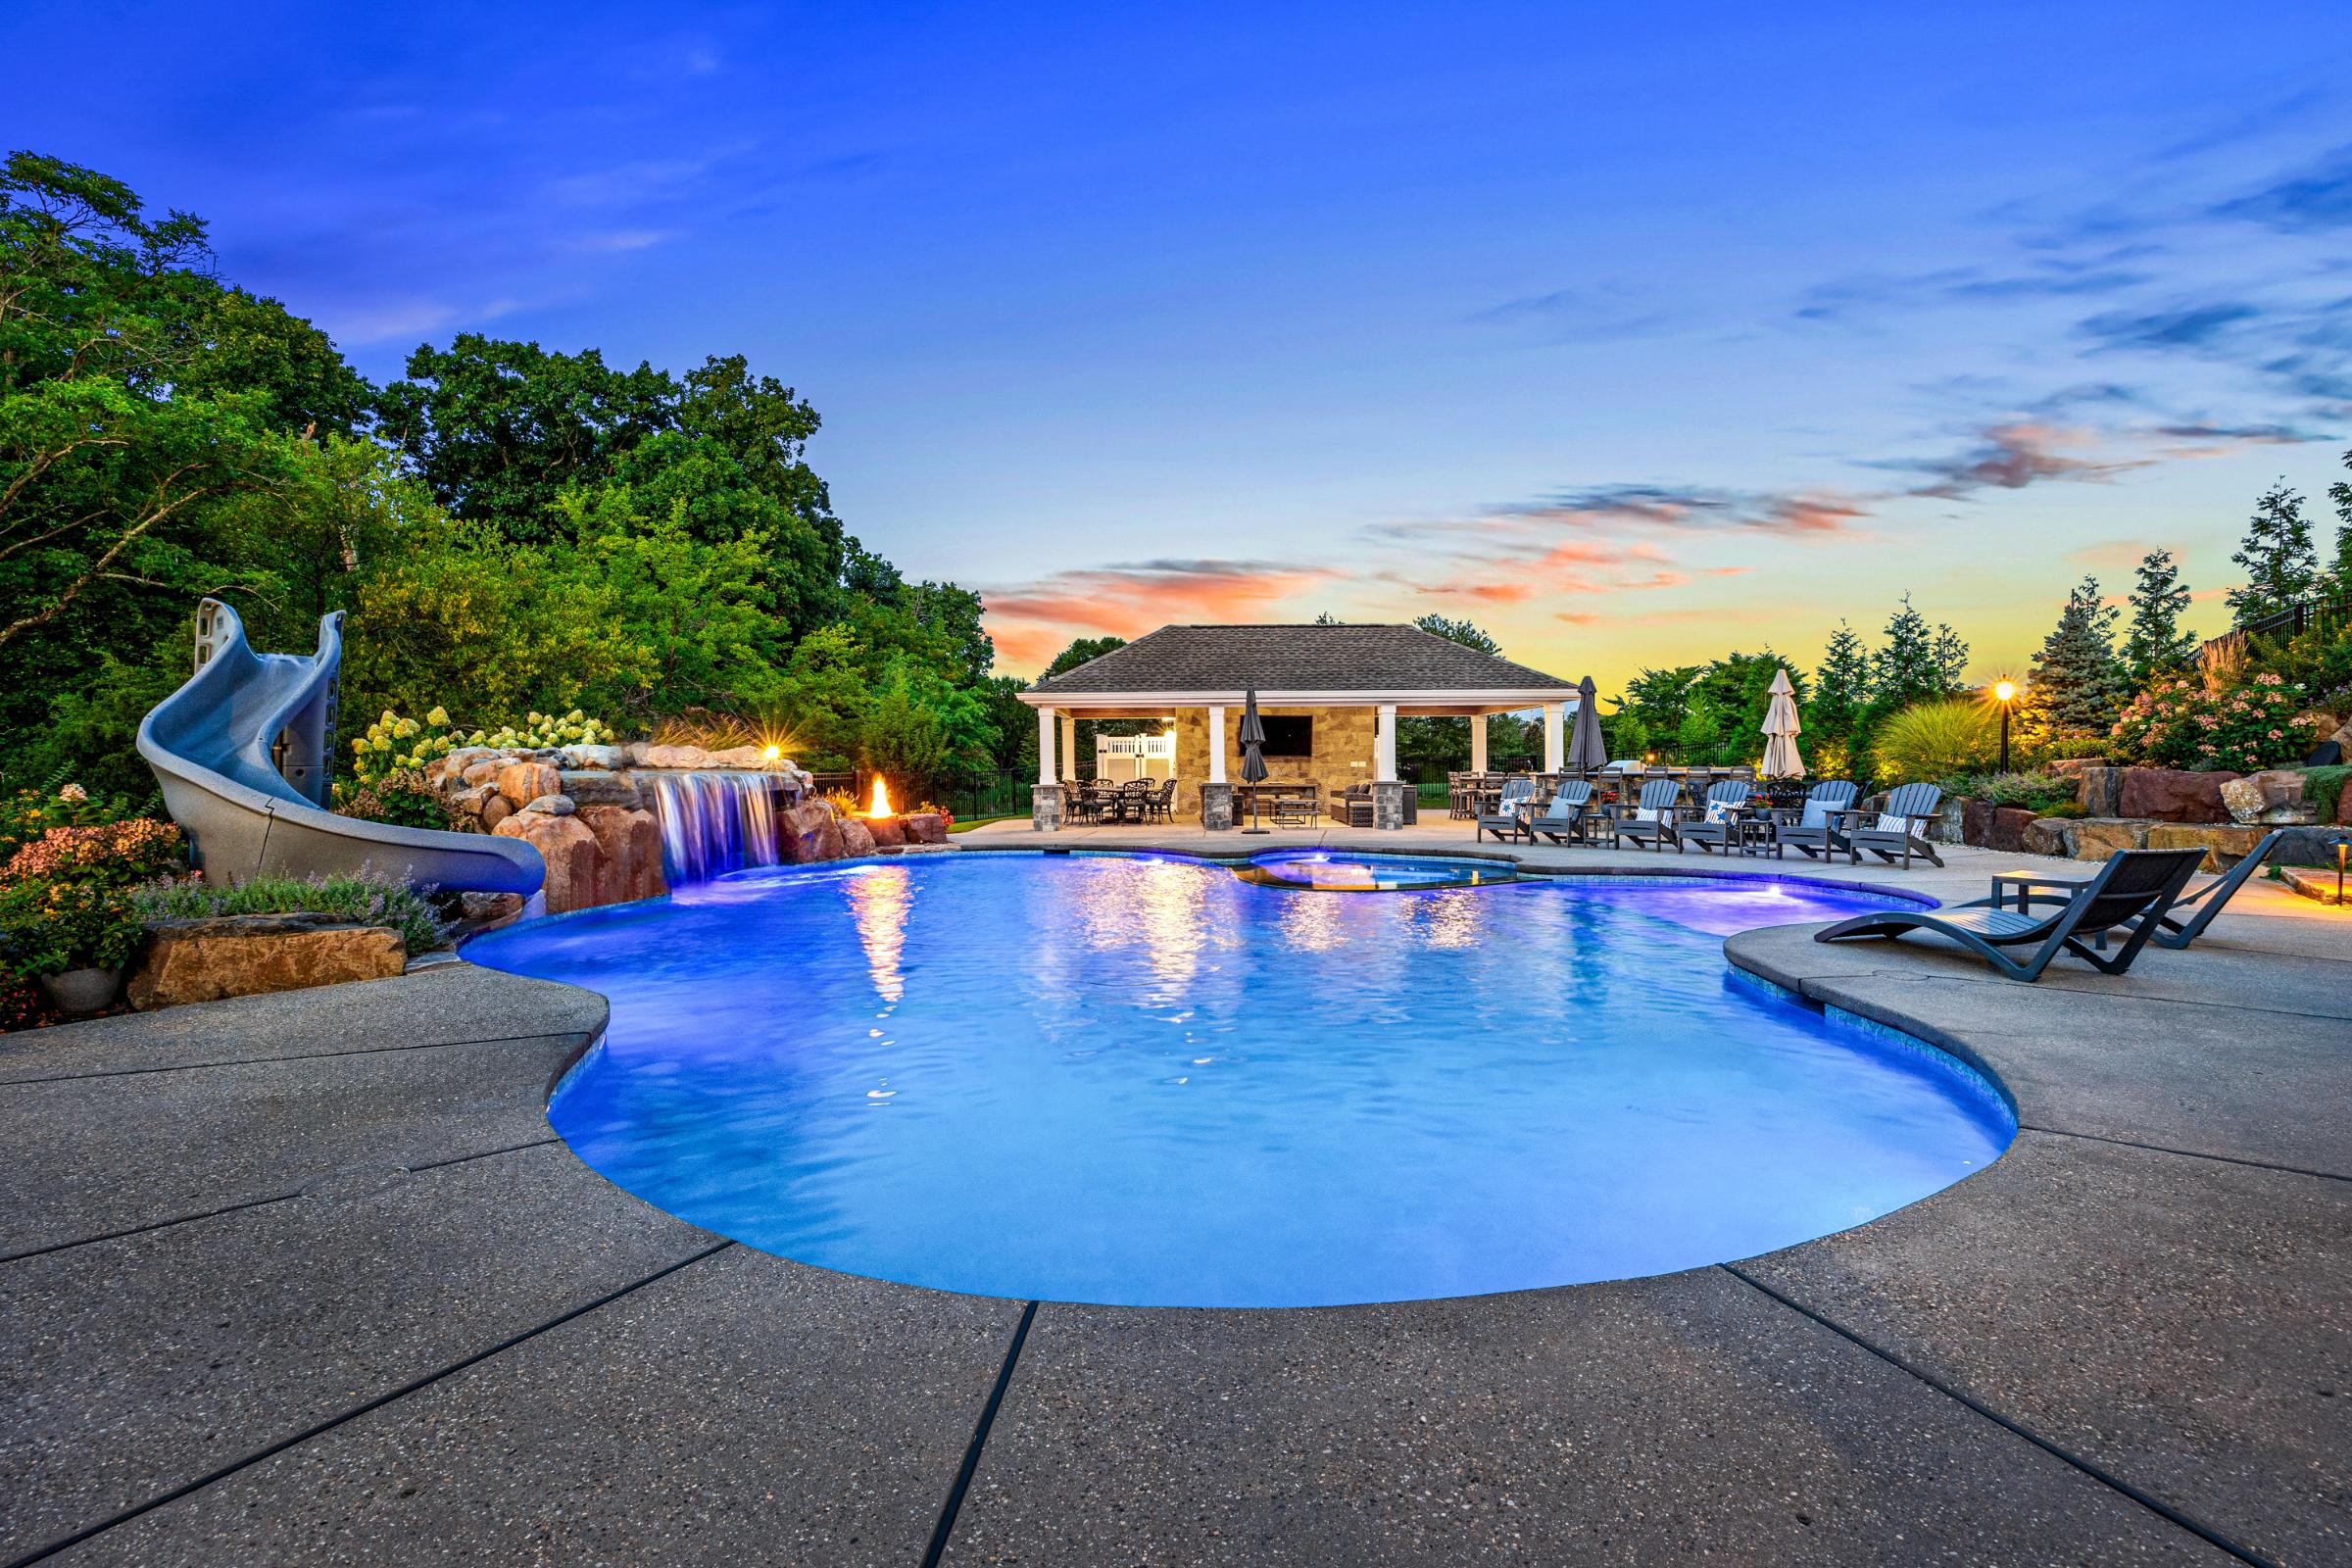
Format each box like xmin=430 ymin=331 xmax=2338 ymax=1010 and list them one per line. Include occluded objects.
xmin=1 ymin=842 xmax=2345 ymax=1566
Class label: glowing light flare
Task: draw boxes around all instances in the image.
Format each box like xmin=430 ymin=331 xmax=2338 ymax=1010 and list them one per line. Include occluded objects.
xmin=1993 ymin=679 xmax=2017 ymax=704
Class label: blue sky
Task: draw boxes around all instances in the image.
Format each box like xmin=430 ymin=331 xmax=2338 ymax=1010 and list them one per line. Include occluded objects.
xmin=11 ymin=1 xmax=2352 ymax=683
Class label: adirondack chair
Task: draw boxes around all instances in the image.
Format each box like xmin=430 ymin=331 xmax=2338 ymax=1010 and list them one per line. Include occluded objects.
xmin=1672 ymin=779 xmax=1756 ymax=855
xmin=1770 ymin=780 xmax=1860 ymax=860
xmin=1475 ymin=777 xmax=1538 ymax=843
xmin=1609 ymin=777 xmax=1685 ymax=851
xmin=1841 ymin=782 xmax=1945 ymax=868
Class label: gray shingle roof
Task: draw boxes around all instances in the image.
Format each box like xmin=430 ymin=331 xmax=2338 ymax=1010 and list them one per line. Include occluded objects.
xmin=1028 ymin=624 xmax=1578 ymax=696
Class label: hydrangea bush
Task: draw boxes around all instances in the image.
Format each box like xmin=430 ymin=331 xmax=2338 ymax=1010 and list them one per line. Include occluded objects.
xmin=2109 ymin=672 xmax=2321 ymax=772
xmin=464 ymin=710 xmax=613 ymax=751
xmin=352 ymin=707 xmax=459 ymax=786
xmin=0 ymin=794 xmax=186 ymax=996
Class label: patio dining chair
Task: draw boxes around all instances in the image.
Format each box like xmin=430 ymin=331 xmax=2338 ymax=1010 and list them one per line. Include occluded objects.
xmin=1841 ymin=782 xmax=1945 ymax=868
xmin=1475 ymin=777 xmax=1539 ymax=843
xmin=1814 ymin=847 xmax=2203 ymax=982
xmin=1148 ymin=777 xmax=1179 ymax=823
xmin=1609 ymin=777 xmax=1686 ymax=851
xmin=1770 ymin=780 xmax=1859 ymax=859
xmin=1670 ymin=779 xmax=1756 ymax=855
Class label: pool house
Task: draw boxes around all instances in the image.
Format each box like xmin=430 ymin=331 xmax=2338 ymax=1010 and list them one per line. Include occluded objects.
xmin=1019 ymin=622 xmax=1584 ymax=829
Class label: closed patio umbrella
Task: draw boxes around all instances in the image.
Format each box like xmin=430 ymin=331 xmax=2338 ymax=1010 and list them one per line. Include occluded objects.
xmin=1760 ymin=667 xmax=1804 ymax=778
xmin=1565 ymin=675 xmax=1606 ymax=773
xmin=1239 ymin=687 xmax=1270 ymax=834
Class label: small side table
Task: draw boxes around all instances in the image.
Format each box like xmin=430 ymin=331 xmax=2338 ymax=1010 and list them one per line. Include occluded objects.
xmin=1989 ymin=869 xmax=2090 ymax=913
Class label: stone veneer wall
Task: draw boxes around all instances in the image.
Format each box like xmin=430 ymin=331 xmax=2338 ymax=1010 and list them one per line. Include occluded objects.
xmin=1171 ymin=705 xmax=1380 ymax=818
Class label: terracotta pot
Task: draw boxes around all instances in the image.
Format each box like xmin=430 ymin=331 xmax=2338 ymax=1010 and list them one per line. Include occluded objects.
xmin=39 ymin=965 xmax=121 ymax=1015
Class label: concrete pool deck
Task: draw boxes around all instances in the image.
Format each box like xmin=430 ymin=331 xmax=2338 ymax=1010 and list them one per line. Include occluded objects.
xmin=1 ymin=836 xmax=2345 ymax=1565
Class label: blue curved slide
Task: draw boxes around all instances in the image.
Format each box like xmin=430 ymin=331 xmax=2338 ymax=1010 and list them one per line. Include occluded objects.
xmin=137 ymin=599 xmax=543 ymax=894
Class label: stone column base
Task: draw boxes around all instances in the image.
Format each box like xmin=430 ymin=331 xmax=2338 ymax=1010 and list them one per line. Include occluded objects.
xmin=1371 ymin=779 xmax=1407 ymax=830
xmin=1200 ymin=782 xmax=1234 ymax=831
xmin=1032 ymin=783 xmax=1064 ymax=832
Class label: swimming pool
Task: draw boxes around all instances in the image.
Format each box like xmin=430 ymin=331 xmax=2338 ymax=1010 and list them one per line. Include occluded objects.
xmin=1233 ymin=849 xmax=1518 ymax=890
xmin=472 ymin=854 xmax=2013 ymax=1308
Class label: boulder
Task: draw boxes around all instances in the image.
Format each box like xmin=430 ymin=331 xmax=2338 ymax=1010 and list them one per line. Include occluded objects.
xmin=497 ymin=760 xmax=563 ymax=809
xmin=445 ymin=781 xmax=498 ymax=818
xmin=640 ymin=744 xmax=709 ymax=770
xmin=2280 ymin=864 xmax=2344 ymax=906
xmin=2074 ymin=765 xmax=2124 ymax=819
xmin=559 ymin=744 xmax=628 ymax=771
xmin=461 ymin=760 xmax=505 ymax=789
xmin=575 ymin=805 xmax=668 ymax=906
xmin=479 ymin=795 xmax=513 ymax=832
xmin=838 ymin=818 xmax=878 ymax=858
xmin=2146 ymin=823 xmax=2274 ymax=872
xmin=2064 ymin=818 xmax=2148 ymax=860
xmin=460 ymin=891 xmax=526 ymax=926
xmin=2117 ymin=767 xmax=2239 ymax=823
xmin=560 ymin=769 xmax=643 ymax=808
xmin=865 ymin=815 xmax=906 ymax=848
xmin=776 ymin=802 xmax=846 ymax=864
xmin=2219 ymin=768 xmax=2317 ymax=825
xmin=2265 ymin=825 xmax=2352 ymax=866
xmin=623 ymin=740 xmax=657 ymax=766
xmin=1960 ymin=798 xmax=1993 ymax=849
xmin=1925 ymin=799 xmax=1966 ymax=845
xmin=521 ymin=793 xmax=574 ymax=815
xmin=705 ymin=745 xmax=769 ymax=769
xmin=1985 ymin=807 xmax=2036 ymax=854
xmin=127 ymin=914 xmax=406 ymax=1011
xmin=2021 ymin=818 xmax=2070 ymax=858
xmin=494 ymin=810 xmax=601 ymax=912
xmin=903 ymin=812 xmax=949 ymax=845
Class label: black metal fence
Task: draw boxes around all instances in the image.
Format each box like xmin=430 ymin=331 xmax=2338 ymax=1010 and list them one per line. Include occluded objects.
xmin=805 ymin=767 xmax=1034 ymax=823
xmin=2199 ymin=588 xmax=2352 ymax=676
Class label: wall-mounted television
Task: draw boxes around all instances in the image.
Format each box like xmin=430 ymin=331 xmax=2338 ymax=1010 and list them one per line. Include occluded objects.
xmin=1258 ymin=715 xmax=1313 ymax=758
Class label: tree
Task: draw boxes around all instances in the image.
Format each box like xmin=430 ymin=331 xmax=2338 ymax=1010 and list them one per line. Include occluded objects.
xmin=1042 ymin=635 xmax=1126 ymax=679
xmin=1871 ymin=594 xmax=1943 ymax=710
xmin=2121 ymin=548 xmax=2197 ymax=685
xmin=2022 ymin=575 xmax=2128 ymax=740
xmin=1810 ymin=620 xmax=1872 ymax=751
xmin=1932 ymin=622 xmax=1971 ymax=694
xmin=2228 ymin=481 xmax=2318 ymax=626
xmin=1410 ymin=612 xmax=1499 ymax=656
xmin=2328 ymin=448 xmax=2352 ymax=592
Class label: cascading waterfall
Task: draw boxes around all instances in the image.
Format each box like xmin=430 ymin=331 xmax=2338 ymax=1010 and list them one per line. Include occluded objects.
xmin=646 ymin=771 xmax=782 ymax=883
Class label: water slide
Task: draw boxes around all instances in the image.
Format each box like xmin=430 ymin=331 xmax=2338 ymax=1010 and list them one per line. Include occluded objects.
xmin=137 ymin=599 xmax=544 ymax=894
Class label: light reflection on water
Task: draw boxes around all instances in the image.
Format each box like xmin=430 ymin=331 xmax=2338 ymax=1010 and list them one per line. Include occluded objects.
xmin=470 ymin=856 xmax=2012 ymax=1308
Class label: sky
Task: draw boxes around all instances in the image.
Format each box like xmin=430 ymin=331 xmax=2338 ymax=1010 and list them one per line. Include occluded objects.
xmin=10 ymin=1 xmax=2352 ymax=690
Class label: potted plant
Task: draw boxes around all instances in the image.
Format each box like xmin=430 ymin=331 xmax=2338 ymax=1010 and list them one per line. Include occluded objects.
xmin=1 ymin=877 xmax=145 ymax=1014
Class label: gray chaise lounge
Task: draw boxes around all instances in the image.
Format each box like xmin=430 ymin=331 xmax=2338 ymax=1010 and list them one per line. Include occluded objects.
xmin=1814 ymin=847 xmax=2203 ymax=981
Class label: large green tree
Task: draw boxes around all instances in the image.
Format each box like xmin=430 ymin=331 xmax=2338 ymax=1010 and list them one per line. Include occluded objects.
xmin=2022 ymin=575 xmax=2128 ymax=740
xmin=2229 ymin=481 xmax=2318 ymax=626
xmin=2121 ymin=548 xmax=2197 ymax=685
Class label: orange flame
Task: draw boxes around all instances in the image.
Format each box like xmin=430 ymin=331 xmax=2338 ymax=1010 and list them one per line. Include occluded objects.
xmin=864 ymin=777 xmax=894 ymax=817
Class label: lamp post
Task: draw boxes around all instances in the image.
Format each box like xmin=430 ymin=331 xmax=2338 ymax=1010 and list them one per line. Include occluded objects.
xmin=2335 ymin=834 xmax=2349 ymax=906
xmin=1994 ymin=680 xmax=2016 ymax=773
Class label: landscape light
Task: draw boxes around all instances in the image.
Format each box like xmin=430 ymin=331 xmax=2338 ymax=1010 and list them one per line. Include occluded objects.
xmin=1994 ymin=679 xmax=2016 ymax=704
xmin=762 ymin=743 xmax=782 ymax=765
xmin=1993 ymin=680 xmax=2017 ymax=771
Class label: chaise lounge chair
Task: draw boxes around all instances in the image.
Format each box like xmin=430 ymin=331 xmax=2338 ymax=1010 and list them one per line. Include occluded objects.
xmin=1475 ymin=778 xmax=1538 ymax=843
xmin=1986 ymin=827 xmax=2288 ymax=952
xmin=1609 ymin=777 xmax=1686 ymax=851
xmin=1814 ymin=847 xmax=2203 ymax=981
xmin=1671 ymin=779 xmax=1755 ymax=854
xmin=1528 ymin=781 xmax=1596 ymax=845
xmin=1841 ymin=781 xmax=1945 ymax=868
xmin=1769 ymin=780 xmax=1859 ymax=859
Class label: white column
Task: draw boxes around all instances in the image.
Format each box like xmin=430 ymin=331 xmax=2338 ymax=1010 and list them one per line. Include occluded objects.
xmin=1036 ymin=707 xmax=1056 ymax=786
xmin=1544 ymin=702 xmax=1565 ymax=772
xmin=1060 ymin=713 xmax=1078 ymax=781
xmin=1470 ymin=712 xmax=1488 ymax=773
xmin=1375 ymin=704 xmax=1397 ymax=782
xmin=1207 ymin=706 xmax=1226 ymax=785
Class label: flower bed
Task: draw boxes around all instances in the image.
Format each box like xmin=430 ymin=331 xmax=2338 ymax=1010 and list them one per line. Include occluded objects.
xmin=2111 ymin=673 xmax=2326 ymax=772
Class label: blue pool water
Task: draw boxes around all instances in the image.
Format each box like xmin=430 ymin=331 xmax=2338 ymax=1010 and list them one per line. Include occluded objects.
xmin=471 ymin=855 xmax=2014 ymax=1307
xmin=1238 ymin=849 xmax=1517 ymax=890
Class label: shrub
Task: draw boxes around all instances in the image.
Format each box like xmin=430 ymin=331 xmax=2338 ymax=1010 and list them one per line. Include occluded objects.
xmin=2306 ymin=763 xmax=2351 ymax=824
xmin=0 ymin=878 xmax=145 ymax=977
xmin=333 ymin=770 xmax=460 ymax=832
xmin=351 ymin=707 xmax=461 ymax=786
xmin=132 ymin=870 xmax=452 ymax=956
xmin=1874 ymin=700 xmax=1999 ymax=784
xmin=1945 ymin=769 xmax=2080 ymax=814
xmin=2110 ymin=672 xmax=2324 ymax=771
xmin=465 ymin=710 xmax=614 ymax=752
xmin=4 ymin=819 xmax=184 ymax=887
xmin=0 ymin=782 xmax=144 ymax=865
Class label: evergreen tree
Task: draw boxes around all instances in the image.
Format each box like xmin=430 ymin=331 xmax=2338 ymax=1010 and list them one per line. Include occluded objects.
xmin=1871 ymin=595 xmax=1943 ymax=710
xmin=1932 ymin=621 xmax=1972 ymax=694
xmin=2227 ymin=481 xmax=2317 ymax=625
xmin=1808 ymin=619 xmax=1873 ymax=770
xmin=2023 ymin=575 xmax=2128 ymax=738
xmin=2328 ymin=447 xmax=2352 ymax=591
xmin=2120 ymin=548 xmax=2197 ymax=685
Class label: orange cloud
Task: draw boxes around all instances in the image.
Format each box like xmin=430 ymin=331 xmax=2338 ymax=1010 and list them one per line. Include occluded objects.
xmin=984 ymin=558 xmax=1338 ymax=674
